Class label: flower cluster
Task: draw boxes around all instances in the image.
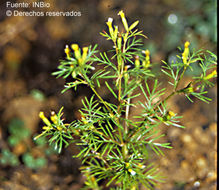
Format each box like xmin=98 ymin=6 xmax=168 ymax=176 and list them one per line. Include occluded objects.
xmin=64 ymin=44 xmax=88 ymax=65
xmin=134 ymin=49 xmax=151 ymax=69
xmin=35 ymin=108 xmax=73 ymax=152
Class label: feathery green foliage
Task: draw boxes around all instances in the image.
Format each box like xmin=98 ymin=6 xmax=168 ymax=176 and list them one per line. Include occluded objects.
xmin=35 ymin=10 xmax=217 ymax=189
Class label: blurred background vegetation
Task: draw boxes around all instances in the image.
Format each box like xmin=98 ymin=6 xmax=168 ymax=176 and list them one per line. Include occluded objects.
xmin=0 ymin=0 xmax=217 ymax=189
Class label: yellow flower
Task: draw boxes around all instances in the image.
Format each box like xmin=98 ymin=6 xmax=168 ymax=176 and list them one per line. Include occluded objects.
xmin=168 ymin=111 xmax=175 ymax=117
xmin=179 ymin=82 xmax=193 ymax=94
xmin=142 ymin=49 xmax=150 ymax=68
xmin=212 ymin=70 xmax=217 ymax=75
xmin=182 ymin=41 xmax=190 ymax=66
xmin=106 ymin=17 xmax=113 ymax=28
xmin=137 ymin=164 xmax=145 ymax=169
xmin=91 ymin=176 xmax=96 ymax=182
xmin=106 ymin=18 xmax=115 ymax=41
xmin=129 ymin=20 xmax=139 ymax=31
xmin=184 ymin=41 xmax=190 ymax=48
xmin=82 ymin=47 xmax=89 ymax=62
xmin=118 ymin=10 xmax=125 ymax=19
xmin=204 ymin=70 xmax=217 ymax=80
xmin=113 ymin=25 xmax=118 ymax=42
xmin=42 ymin=126 xmax=51 ymax=131
xmin=71 ymin=44 xmax=79 ymax=51
xmin=64 ymin=45 xmax=71 ymax=59
xmin=57 ymin=126 xmax=63 ymax=131
xmin=71 ymin=43 xmax=81 ymax=62
xmin=135 ymin=55 xmax=140 ymax=68
xmin=118 ymin=10 xmax=129 ymax=32
xmin=145 ymin=49 xmax=150 ymax=56
xmin=50 ymin=111 xmax=58 ymax=125
xmin=81 ymin=115 xmax=88 ymax=124
xmin=128 ymin=168 xmax=136 ymax=176
xmin=39 ymin=111 xmax=45 ymax=119
xmin=39 ymin=112 xmax=51 ymax=126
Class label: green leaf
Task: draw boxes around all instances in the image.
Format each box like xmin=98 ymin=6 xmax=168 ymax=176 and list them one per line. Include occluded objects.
xmin=105 ymin=81 xmax=117 ymax=99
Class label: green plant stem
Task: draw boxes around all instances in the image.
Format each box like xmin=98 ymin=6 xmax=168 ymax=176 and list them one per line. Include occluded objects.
xmin=115 ymin=40 xmax=126 ymax=149
xmin=90 ymin=86 xmax=112 ymax=113
xmin=122 ymin=32 xmax=128 ymax=53
xmin=91 ymin=86 xmax=124 ymax=145
xmin=117 ymin=74 xmax=124 ymax=147
xmin=81 ymin=74 xmax=125 ymax=148
xmin=125 ymin=94 xmax=130 ymax=134
xmin=174 ymin=66 xmax=187 ymax=91
xmin=117 ymin=55 xmax=124 ymax=102
xmin=79 ymin=72 xmax=113 ymax=114
xmin=79 ymin=72 xmax=125 ymax=146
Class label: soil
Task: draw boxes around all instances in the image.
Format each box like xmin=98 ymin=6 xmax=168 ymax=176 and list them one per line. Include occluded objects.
xmin=0 ymin=0 xmax=217 ymax=189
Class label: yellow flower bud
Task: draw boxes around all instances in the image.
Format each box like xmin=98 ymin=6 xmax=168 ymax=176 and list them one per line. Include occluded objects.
xmin=137 ymin=164 xmax=146 ymax=169
xmin=72 ymin=71 xmax=76 ymax=78
xmin=118 ymin=10 xmax=129 ymax=32
xmin=39 ymin=111 xmax=45 ymax=119
xmin=204 ymin=70 xmax=217 ymax=80
xmin=91 ymin=176 xmax=96 ymax=182
xmin=81 ymin=115 xmax=88 ymax=124
xmin=187 ymin=86 xmax=194 ymax=93
xmin=118 ymin=10 xmax=125 ymax=19
xmin=184 ymin=41 xmax=190 ymax=48
xmin=211 ymin=70 xmax=217 ymax=77
xmin=57 ymin=126 xmax=63 ymax=131
xmin=143 ymin=49 xmax=150 ymax=68
xmin=145 ymin=49 xmax=150 ymax=56
xmin=50 ymin=111 xmax=58 ymax=125
xmin=39 ymin=112 xmax=51 ymax=126
xmin=126 ymin=163 xmax=130 ymax=167
xmin=64 ymin=45 xmax=71 ymax=59
xmin=135 ymin=56 xmax=140 ymax=68
xmin=128 ymin=168 xmax=136 ymax=175
xmin=106 ymin=17 xmax=113 ymax=28
xmin=71 ymin=44 xmax=79 ymax=51
xmin=71 ymin=43 xmax=81 ymax=61
xmin=42 ymin=126 xmax=51 ymax=131
xmin=82 ymin=47 xmax=89 ymax=62
xmin=129 ymin=20 xmax=139 ymax=31
xmin=182 ymin=41 xmax=190 ymax=66
xmin=168 ymin=111 xmax=175 ymax=118
xmin=179 ymin=82 xmax=193 ymax=94
xmin=106 ymin=17 xmax=116 ymax=42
